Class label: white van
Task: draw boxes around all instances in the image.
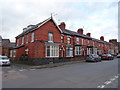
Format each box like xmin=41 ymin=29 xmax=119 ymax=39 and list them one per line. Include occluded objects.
xmin=0 ymin=56 xmax=10 ymax=66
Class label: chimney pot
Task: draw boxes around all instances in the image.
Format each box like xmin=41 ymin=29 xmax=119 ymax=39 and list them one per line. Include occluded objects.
xmin=100 ymin=36 xmax=104 ymax=41
xmin=77 ymin=28 xmax=83 ymax=34
xmin=86 ymin=33 xmax=91 ymax=37
xmin=59 ymin=22 xmax=66 ymax=29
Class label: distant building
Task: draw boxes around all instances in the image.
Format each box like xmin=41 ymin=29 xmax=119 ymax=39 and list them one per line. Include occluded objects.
xmin=109 ymin=39 xmax=119 ymax=55
xmin=2 ymin=39 xmax=15 ymax=57
xmin=118 ymin=42 xmax=120 ymax=53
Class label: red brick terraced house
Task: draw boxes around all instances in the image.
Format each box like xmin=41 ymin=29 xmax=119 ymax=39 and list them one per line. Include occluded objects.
xmin=12 ymin=17 xmax=117 ymax=64
xmin=1 ymin=38 xmax=15 ymax=58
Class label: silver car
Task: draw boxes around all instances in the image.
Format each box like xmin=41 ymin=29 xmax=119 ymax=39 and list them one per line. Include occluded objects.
xmin=0 ymin=56 xmax=10 ymax=66
xmin=86 ymin=54 xmax=101 ymax=62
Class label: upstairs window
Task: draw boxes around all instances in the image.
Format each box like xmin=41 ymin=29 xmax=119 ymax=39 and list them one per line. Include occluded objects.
xmin=26 ymin=35 xmax=28 ymax=43
xmin=48 ymin=32 xmax=53 ymax=42
xmin=22 ymin=37 xmax=24 ymax=45
xmin=93 ymin=41 xmax=95 ymax=46
xmin=88 ymin=40 xmax=90 ymax=45
xmin=82 ymin=39 xmax=86 ymax=45
xmin=61 ymin=35 xmax=64 ymax=43
xmin=67 ymin=36 xmax=71 ymax=44
xmin=31 ymin=32 xmax=34 ymax=42
xmin=82 ymin=38 xmax=84 ymax=45
xmin=76 ymin=37 xmax=79 ymax=44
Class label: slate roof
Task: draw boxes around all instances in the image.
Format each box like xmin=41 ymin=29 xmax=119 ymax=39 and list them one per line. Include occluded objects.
xmin=2 ymin=39 xmax=10 ymax=45
xmin=16 ymin=17 xmax=52 ymax=38
xmin=16 ymin=17 xmax=62 ymax=38
xmin=92 ymin=38 xmax=112 ymax=44
xmin=16 ymin=17 xmax=113 ymax=45
xmin=62 ymin=29 xmax=92 ymax=39
xmin=4 ymin=43 xmax=15 ymax=49
xmin=62 ymin=29 xmax=112 ymax=45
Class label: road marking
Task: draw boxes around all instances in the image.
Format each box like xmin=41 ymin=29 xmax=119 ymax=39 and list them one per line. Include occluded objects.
xmin=110 ymin=78 xmax=116 ymax=81
xmin=19 ymin=69 xmax=26 ymax=72
xmin=97 ymin=75 xmax=119 ymax=88
xmin=104 ymin=81 xmax=112 ymax=85
xmin=114 ymin=76 xmax=118 ymax=79
xmin=101 ymin=85 xmax=105 ymax=88
xmin=97 ymin=86 xmax=101 ymax=88
xmin=7 ymin=70 xmax=16 ymax=73
xmin=29 ymin=69 xmax=36 ymax=71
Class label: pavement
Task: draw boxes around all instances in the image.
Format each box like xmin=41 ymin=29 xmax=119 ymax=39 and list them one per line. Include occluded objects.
xmin=10 ymin=60 xmax=86 ymax=69
xmin=2 ymin=58 xmax=119 ymax=88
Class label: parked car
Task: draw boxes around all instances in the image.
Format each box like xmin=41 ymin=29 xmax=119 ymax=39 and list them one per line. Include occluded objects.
xmin=101 ymin=54 xmax=114 ymax=60
xmin=117 ymin=54 xmax=120 ymax=58
xmin=0 ymin=56 xmax=10 ymax=66
xmin=86 ymin=54 xmax=101 ymax=62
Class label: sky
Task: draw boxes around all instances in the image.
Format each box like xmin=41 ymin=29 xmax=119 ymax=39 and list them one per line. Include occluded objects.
xmin=0 ymin=0 xmax=119 ymax=42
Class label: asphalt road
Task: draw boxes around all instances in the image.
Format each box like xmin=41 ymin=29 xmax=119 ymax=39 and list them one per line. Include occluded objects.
xmin=2 ymin=58 xmax=119 ymax=88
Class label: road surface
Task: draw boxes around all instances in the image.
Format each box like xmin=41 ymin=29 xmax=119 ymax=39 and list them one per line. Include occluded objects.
xmin=2 ymin=58 xmax=119 ymax=88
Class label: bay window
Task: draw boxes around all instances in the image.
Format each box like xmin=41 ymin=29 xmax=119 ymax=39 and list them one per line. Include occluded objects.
xmin=66 ymin=47 xmax=73 ymax=57
xmin=46 ymin=45 xmax=59 ymax=57
xmin=75 ymin=46 xmax=81 ymax=55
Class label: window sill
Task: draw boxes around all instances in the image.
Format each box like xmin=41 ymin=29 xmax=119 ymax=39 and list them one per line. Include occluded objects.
xmin=48 ymin=41 xmax=53 ymax=43
xmin=31 ymin=41 xmax=34 ymax=43
xmin=66 ymin=56 xmax=73 ymax=57
xmin=46 ymin=56 xmax=59 ymax=58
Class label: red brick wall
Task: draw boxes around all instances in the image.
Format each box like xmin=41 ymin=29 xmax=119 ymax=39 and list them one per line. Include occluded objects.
xmin=35 ymin=20 xmax=61 ymax=43
xmin=15 ymin=19 xmax=62 ymax=59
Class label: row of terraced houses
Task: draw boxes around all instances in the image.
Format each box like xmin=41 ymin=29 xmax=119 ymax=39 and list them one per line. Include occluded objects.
xmin=9 ymin=17 xmax=118 ymax=63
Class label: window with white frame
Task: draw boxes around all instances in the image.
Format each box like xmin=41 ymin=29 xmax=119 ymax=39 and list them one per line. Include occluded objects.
xmin=82 ymin=38 xmax=83 ymax=45
xmin=93 ymin=41 xmax=95 ymax=46
xmin=75 ymin=46 xmax=81 ymax=55
xmin=26 ymin=35 xmax=28 ymax=43
xmin=13 ymin=50 xmax=16 ymax=57
xmin=0 ymin=39 xmax=1 ymax=46
xmin=76 ymin=37 xmax=79 ymax=44
xmin=61 ymin=35 xmax=64 ymax=43
xmin=22 ymin=37 xmax=24 ymax=44
xmin=46 ymin=45 xmax=59 ymax=57
xmin=31 ymin=32 xmax=34 ymax=42
xmin=88 ymin=40 xmax=90 ymax=45
xmin=25 ymin=48 xmax=29 ymax=54
xmin=48 ymin=32 xmax=53 ymax=42
xmin=83 ymin=39 xmax=86 ymax=45
xmin=10 ymin=50 xmax=13 ymax=57
xmin=67 ymin=37 xmax=71 ymax=44
xmin=66 ymin=47 xmax=73 ymax=57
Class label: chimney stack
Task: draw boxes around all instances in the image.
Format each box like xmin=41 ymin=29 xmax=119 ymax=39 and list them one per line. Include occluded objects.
xmin=77 ymin=28 xmax=83 ymax=34
xmin=100 ymin=36 xmax=104 ymax=41
xmin=59 ymin=22 xmax=66 ymax=30
xmin=109 ymin=39 xmax=117 ymax=44
xmin=86 ymin=33 xmax=91 ymax=37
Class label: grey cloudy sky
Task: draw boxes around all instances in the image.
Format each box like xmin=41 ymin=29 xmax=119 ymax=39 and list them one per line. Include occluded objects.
xmin=0 ymin=0 xmax=119 ymax=42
